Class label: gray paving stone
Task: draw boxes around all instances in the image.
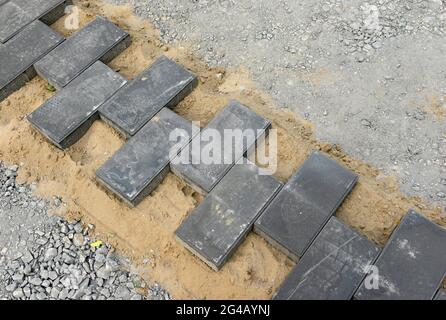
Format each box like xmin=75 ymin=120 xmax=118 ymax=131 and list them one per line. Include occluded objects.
xmin=34 ymin=16 xmax=130 ymax=89
xmin=435 ymin=290 xmax=446 ymax=300
xmin=254 ymin=151 xmax=358 ymax=261
xmin=0 ymin=1 xmax=31 ymax=44
xmin=274 ymin=217 xmax=380 ymax=300
xmin=27 ymin=62 xmax=127 ymax=149
xmin=171 ymin=101 xmax=271 ymax=195
xmin=0 ymin=20 xmax=64 ymax=102
xmin=99 ymin=55 xmax=198 ymax=137
xmin=96 ymin=108 xmax=199 ymax=207
xmin=355 ymin=210 xmax=446 ymax=300
xmin=0 ymin=0 xmax=66 ymax=43
xmin=14 ymin=0 xmax=67 ymax=26
xmin=175 ymin=160 xmax=282 ymax=270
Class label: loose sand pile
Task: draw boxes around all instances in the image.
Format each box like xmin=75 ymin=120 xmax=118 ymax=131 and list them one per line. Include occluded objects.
xmin=0 ymin=0 xmax=444 ymax=299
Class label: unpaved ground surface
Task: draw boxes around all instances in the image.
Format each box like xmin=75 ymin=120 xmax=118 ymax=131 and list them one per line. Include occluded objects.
xmin=108 ymin=0 xmax=446 ymax=206
xmin=0 ymin=0 xmax=445 ymax=299
xmin=0 ymin=162 xmax=170 ymax=300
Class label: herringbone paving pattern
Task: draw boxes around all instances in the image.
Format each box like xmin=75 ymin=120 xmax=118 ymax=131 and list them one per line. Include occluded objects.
xmin=1 ymin=1 xmax=445 ymax=300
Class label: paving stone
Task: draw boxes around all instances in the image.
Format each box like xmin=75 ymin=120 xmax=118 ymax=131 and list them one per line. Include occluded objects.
xmin=96 ymin=108 xmax=199 ymax=207
xmin=355 ymin=210 xmax=446 ymax=300
xmin=274 ymin=217 xmax=380 ymax=300
xmin=254 ymin=151 xmax=358 ymax=261
xmin=34 ymin=16 xmax=130 ymax=89
xmin=27 ymin=62 xmax=127 ymax=149
xmin=175 ymin=160 xmax=282 ymax=270
xmin=14 ymin=0 xmax=67 ymax=26
xmin=0 ymin=0 xmax=66 ymax=43
xmin=0 ymin=20 xmax=64 ymax=102
xmin=171 ymin=101 xmax=271 ymax=195
xmin=99 ymin=55 xmax=198 ymax=137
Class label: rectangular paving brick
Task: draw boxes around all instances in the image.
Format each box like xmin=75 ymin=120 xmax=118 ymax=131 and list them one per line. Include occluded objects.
xmin=274 ymin=217 xmax=380 ymax=300
xmin=0 ymin=20 xmax=64 ymax=102
xmin=171 ymin=101 xmax=271 ymax=195
xmin=355 ymin=210 xmax=446 ymax=300
xmin=175 ymin=161 xmax=282 ymax=271
xmin=0 ymin=0 xmax=66 ymax=43
xmin=34 ymin=16 xmax=130 ymax=89
xmin=96 ymin=108 xmax=199 ymax=207
xmin=99 ymin=55 xmax=198 ymax=137
xmin=254 ymin=151 xmax=358 ymax=261
xmin=0 ymin=1 xmax=31 ymax=43
xmin=27 ymin=62 xmax=127 ymax=149
xmin=14 ymin=0 xmax=67 ymax=25
xmin=435 ymin=290 xmax=446 ymax=300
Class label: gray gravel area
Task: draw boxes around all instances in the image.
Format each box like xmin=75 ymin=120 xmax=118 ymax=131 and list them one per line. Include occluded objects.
xmin=105 ymin=0 xmax=446 ymax=207
xmin=0 ymin=161 xmax=171 ymax=300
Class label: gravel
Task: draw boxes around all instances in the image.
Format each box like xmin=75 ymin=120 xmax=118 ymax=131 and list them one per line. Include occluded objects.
xmin=0 ymin=161 xmax=171 ymax=300
xmin=104 ymin=0 xmax=446 ymax=209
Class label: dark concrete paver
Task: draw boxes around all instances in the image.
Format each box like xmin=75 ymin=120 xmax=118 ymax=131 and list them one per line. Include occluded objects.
xmin=175 ymin=160 xmax=282 ymax=270
xmin=99 ymin=55 xmax=197 ymax=137
xmin=274 ymin=217 xmax=380 ymax=300
xmin=27 ymin=61 xmax=127 ymax=149
xmin=96 ymin=108 xmax=198 ymax=206
xmin=171 ymin=100 xmax=271 ymax=195
xmin=254 ymin=151 xmax=358 ymax=261
xmin=34 ymin=16 xmax=130 ymax=89
xmin=355 ymin=210 xmax=446 ymax=300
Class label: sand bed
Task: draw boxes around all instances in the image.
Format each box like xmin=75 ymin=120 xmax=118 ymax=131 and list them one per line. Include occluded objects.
xmin=0 ymin=0 xmax=444 ymax=299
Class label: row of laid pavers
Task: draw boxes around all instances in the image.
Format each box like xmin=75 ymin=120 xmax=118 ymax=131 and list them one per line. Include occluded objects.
xmin=24 ymin=18 xmax=197 ymax=148
xmin=5 ymin=6 xmax=445 ymax=299
xmin=25 ymin=16 xmax=134 ymax=147
xmin=20 ymin=10 xmax=284 ymax=270
xmin=171 ymin=100 xmax=271 ymax=195
xmin=29 ymin=55 xmax=196 ymax=150
xmin=176 ymin=150 xmax=446 ymax=299
xmin=0 ymin=0 xmax=66 ymax=43
xmin=96 ymin=100 xmax=270 ymax=206
xmin=0 ymin=4 xmax=131 ymax=102
xmin=174 ymin=151 xmax=358 ymax=271
xmin=171 ymin=137 xmax=446 ymax=300
xmin=20 ymin=16 xmax=199 ymax=205
xmin=275 ymin=209 xmax=446 ymax=300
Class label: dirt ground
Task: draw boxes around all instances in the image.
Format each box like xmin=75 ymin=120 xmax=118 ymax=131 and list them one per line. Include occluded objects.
xmin=0 ymin=0 xmax=445 ymax=299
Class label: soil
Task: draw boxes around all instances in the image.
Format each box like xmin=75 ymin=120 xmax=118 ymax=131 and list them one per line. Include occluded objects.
xmin=0 ymin=0 xmax=444 ymax=299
